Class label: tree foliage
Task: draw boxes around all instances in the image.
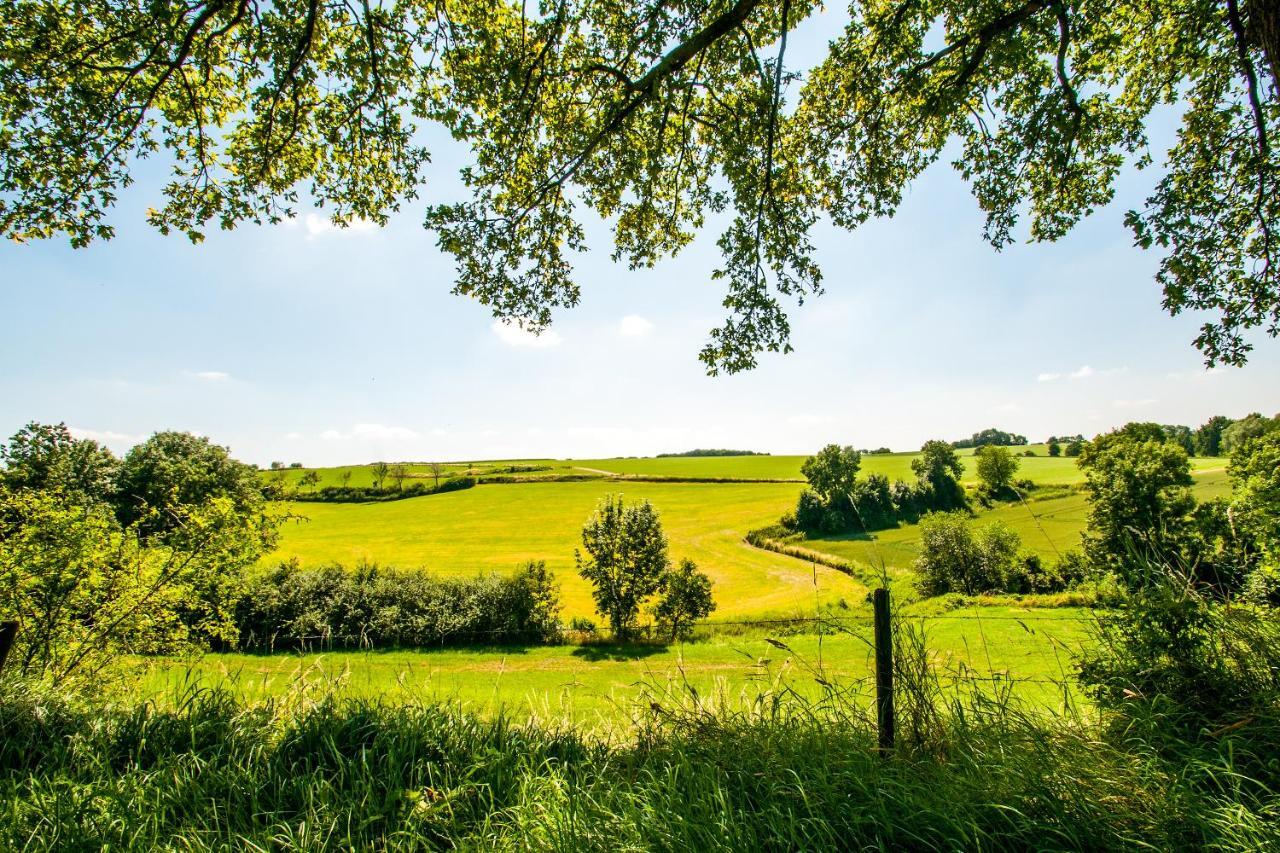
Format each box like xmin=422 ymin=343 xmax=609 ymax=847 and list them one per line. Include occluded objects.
xmin=912 ymin=440 xmax=966 ymax=510
xmin=576 ymin=495 xmax=670 ymax=639
xmin=3 ymin=0 xmax=1280 ymax=370
xmin=1078 ymin=424 xmax=1195 ymax=569
xmin=800 ymin=443 xmax=861 ymax=502
xmin=0 ymin=422 xmax=118 ymax=504
xmin=654 ymin=558 xmax=716 ymax=641
xmin=974 ymin=444 xmax=1019 ymax=494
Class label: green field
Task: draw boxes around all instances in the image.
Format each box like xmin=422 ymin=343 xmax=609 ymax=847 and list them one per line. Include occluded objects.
xmin=144 ymin=607 xmax=1091 ymax=728
xmin=276 ymin=450 xmax=1223 ymax=489
xmin=797 ymin=468 xmax=1230 ymax=573
xmin=275 ymin=480 xmax=865 ymax=620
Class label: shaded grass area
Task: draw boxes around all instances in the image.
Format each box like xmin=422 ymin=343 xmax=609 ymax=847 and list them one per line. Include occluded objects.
xmin=139 ymin=608 xmax=1091 ymax=729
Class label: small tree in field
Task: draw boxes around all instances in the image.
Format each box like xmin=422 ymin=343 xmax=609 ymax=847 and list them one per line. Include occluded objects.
xmin=974 ymin=445 xmax=1020 ymax=495
xmin=1048 ymin=440 xmax=1062 ymax=457
xmin=428 ymin=462 xmax=444 ymax=488
xmin=371 ymin=462 xmax=390 ymax=490
xmin=389 ymin=464 xmax=409 ymax=490
xmin=655 ymin=559 xmax=716 ymax=641
xmin=576 ymin=495 xmax=669 ymax=640
xmin=299 ymin=470 xmax=322 ymax=492
xmin=339 ymin=469 xmax=353 ymax=489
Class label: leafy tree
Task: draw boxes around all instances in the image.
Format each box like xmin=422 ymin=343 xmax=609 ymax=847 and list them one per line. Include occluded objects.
xmin=1065 ymin=439 xmax=1085 ymax=458
xmin=0 ymin=422 xmax=118 ymax=504
xmin=911 ymin=440 xmax=966 ymax=510
xmin=389 ymin=464 xmax=410 ymax=490
xmin=1161 ymin=424 xmax=1195 ymax=454
xmin=370 ymin=462 xmax=391 ymax=490
xmin=914 ymin=512 xmax=1024 ymax=596
xmin=974 ymin=445 xmax=1020 ymax=495
xmin=0 ymin=486 xmax=277 ymax=683
xmin=576 ymin=495 xmax=670 ymax=640
xmin=1077 ymin=425 xmax=1196 ymax=575
xmin=299 ymin=470 xmax=322 ymax=492
xmin=654 ymin=559 xmax=715 ymax=641
xmin=1221 ymin=413 xmax=1279 ymax=453
xmin=1228 ymin=431 xmax=1280 ymax=580
xmin=5 ymin=0 xmax=1280 ymax=371
xmin=800 ymin=444 xmax=861 ymax=503
xmin=428 ymin=462 xmax=444 ymax=488
xmin=953 ymin=428 xmax=1028 ymax=449
xmin=339 ymin=469 xmax=354 ymax=489
xmin=114 ymin=431 xmax=269 ymax=539
xmin=1194 ymin=415 xmax=1233 ymax=456
xmin=1047 ymin=440 xmax=1062 ymax=457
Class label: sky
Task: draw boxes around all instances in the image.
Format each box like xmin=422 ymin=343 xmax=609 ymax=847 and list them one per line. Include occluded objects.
xmin=3 ymin=10 xmax=1279 ymax=467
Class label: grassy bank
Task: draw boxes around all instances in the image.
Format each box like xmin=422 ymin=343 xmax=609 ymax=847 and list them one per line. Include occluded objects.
xmin=2 ymin=665 xmax=1274 ymax=850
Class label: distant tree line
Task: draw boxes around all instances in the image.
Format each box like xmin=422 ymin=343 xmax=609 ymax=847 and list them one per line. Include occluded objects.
xmin=785 ymin=441 xmax=971 ymax=536
xmin=655 ymin=449 xmax=769 ymax=457
xmin=951 ymin=428 xmax=1028 ymax=449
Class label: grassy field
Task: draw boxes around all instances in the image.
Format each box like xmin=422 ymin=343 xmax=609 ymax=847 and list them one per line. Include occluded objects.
xmin=799 ymin=468 xmax=1231 ymax=574
xmin=275 ymin=480 xmax=865 ymax=620
xmin=142 ymin=607 xmax=1090 ymax=729
xmin=274 ymin=450 xmax=1223 ymax=489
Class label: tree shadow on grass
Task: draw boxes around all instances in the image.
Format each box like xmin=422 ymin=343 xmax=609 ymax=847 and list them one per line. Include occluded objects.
xmin=570 ymin=643 xmax=670 ymax=662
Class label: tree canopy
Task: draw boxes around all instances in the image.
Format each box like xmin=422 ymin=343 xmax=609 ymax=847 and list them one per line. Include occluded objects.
xmin=3 ymin=0 xmax=1279 ymax=371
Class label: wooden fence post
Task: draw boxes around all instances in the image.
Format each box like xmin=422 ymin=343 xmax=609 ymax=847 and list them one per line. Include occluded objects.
xmin=873 ymin=588 xmax=894 ymax=756
xmin=0 ymin=621 xmax=18 ymax=676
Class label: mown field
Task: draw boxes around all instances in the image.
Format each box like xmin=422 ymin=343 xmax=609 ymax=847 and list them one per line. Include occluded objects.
xmin=274 ymin=480 xmax=857 ymax=620
xmin=145 ymin=607 xmax=1089 ymax=729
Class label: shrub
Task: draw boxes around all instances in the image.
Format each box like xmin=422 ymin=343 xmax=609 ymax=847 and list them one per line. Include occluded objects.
xmin=654 ymin=559 xmax=715 ymax=641
xmin=914 ymin=512 xmax=1027 ymax=596
xmin=235 ymin=560 xmax=562 ymax=650
xmin=1079 ymin=557 xmax=1280 ymax=754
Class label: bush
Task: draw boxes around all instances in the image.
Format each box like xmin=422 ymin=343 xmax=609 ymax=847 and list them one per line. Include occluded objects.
xmin=654 ymin=559 xmax=715 ymax=640
xmin=291 ymin=476 xmax=476 ymax=503
xmin=235 ymin=560 xmax=562 ymax=650
xmin=914 ymin=512 xmax=1040 ymax=596
xmin=1079 ymin=557 xmax=1280 ymax=756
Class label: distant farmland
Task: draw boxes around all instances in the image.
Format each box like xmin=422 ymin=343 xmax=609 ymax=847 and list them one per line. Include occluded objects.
xmin=266 ymin=451 xmax=1225 ymax=620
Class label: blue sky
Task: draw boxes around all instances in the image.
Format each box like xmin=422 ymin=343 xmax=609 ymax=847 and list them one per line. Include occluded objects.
xmin=3 ymin=10 xmax=1278 ymax=466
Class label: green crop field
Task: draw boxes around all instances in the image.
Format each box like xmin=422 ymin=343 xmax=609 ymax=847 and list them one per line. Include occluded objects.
xmin=274 ymin=480 xmax=866 ymax=620
xmin=142 ymin=607 xmax=1091 ymax=729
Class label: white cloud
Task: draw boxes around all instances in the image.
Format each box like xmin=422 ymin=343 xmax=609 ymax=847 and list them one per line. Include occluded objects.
xmin=303 ymin=213 xmax=378 ymax=237
xmin=1036 ymin=372 xmax=1062 ymax=382
xmin=69 ymin=427 xmax=145 ymax=450
xmin=284 ymin=431 xmax=303 ymax=441
xmin=491 ymin=320 xmax=563 ymax=348
xmin=193 ymin=370 xmax=231 ymax=382
xmin=1070 ymin=365 xmax=1095 ymax=379
xmin=617 ymin=314 xmax=653 ymax=338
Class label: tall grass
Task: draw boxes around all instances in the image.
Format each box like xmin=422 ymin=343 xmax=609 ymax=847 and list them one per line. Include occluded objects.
xmin=1 ymin=629 xmax=1276 ymax=850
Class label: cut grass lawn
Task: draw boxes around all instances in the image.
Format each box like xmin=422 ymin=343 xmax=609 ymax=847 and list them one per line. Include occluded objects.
xmin=274 ymin=480 xmax=862 ymax=621
xmin=142 ymin=607 xmax=1091 ymax=730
